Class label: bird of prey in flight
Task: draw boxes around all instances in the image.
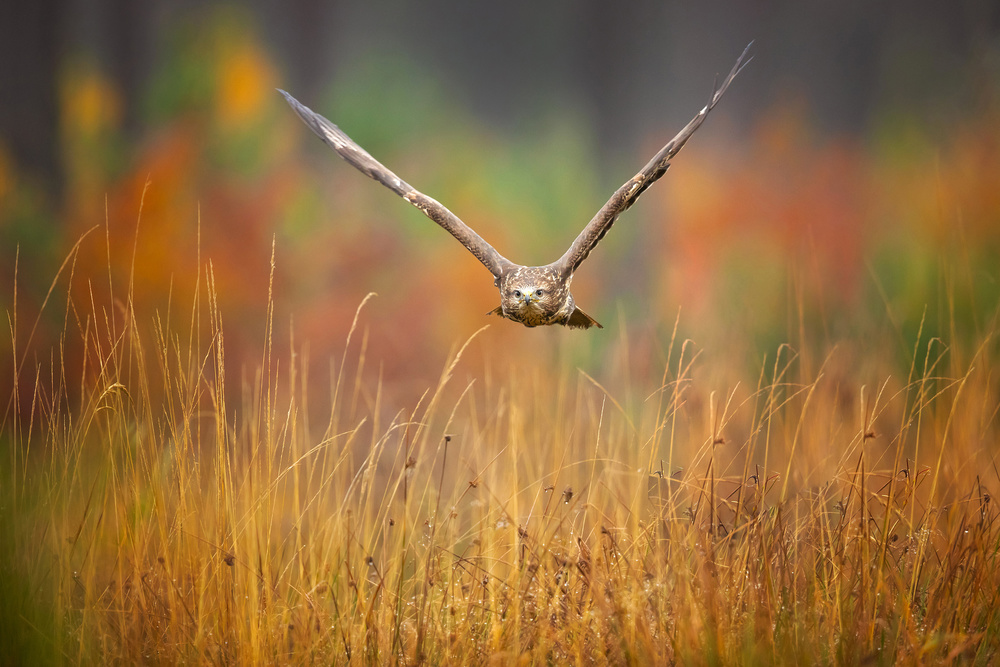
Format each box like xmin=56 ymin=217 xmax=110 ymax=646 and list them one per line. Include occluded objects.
xmin=280 ymin=44 xmax=751 ymax=330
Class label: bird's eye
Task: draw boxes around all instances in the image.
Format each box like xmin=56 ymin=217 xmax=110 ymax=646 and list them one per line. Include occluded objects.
xmin=535 ymin=289 xmax=544 ymax=297
xmin=513 ymin=290 xmax=522 ymax=298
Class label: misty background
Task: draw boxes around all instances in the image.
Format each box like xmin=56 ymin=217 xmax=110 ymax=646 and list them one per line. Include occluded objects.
xmin=2 ymin=0 xmax=999 ymax=401
xmin=5 ymin=1 xmax=997 ymax=197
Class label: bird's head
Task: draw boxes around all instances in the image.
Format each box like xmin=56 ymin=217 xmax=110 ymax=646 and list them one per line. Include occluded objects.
xmin=499 ymin=267 xmax=569 ymax=326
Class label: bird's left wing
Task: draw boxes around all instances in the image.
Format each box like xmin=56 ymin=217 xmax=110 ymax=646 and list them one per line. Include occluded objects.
xmin=280 ymin=90 xmax=515 ymax=279
xmin=552 ymin=43 xmax=752 ymax=278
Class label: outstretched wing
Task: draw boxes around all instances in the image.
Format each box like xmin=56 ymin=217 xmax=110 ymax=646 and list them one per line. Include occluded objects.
xmin=280 ymin=90 xmax=515 ymax=279
xmin=552 ymin=43 xmax=753 ymax=278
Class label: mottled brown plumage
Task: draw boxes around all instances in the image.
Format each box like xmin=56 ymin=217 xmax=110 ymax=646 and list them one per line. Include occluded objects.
xmin=280 ymin=44 xmax=750 ymax=329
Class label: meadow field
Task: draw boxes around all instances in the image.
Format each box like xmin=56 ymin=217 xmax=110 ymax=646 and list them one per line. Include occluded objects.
xmin=3 ymin=18 xmax=1000 ymax=665
xmin=2 ymin=212 xmax=999 ymax=665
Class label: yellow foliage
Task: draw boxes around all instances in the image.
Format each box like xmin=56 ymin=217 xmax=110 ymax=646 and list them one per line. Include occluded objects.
xmin=215 ymin=39 xmax=276 ymax=127
xmin=59 ymin=64 xmax=122 ymax=137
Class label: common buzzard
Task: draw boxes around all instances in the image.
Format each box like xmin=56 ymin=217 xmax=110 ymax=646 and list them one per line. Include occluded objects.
xmin=280 ymin=44 xmax=751 ymax=329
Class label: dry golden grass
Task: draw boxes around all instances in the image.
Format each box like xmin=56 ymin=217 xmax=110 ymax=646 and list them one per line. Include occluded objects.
xmin=3 ymin=229 xmax=999 ymax=666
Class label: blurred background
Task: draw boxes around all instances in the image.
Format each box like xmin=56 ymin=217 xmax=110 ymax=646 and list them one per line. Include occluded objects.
xmin=2 ymin=0 xmax=1000 ymax=408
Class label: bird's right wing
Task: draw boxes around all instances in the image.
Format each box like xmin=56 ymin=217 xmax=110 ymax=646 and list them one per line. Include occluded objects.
xmin=280 ymin=90 xmax=515 ymax=279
